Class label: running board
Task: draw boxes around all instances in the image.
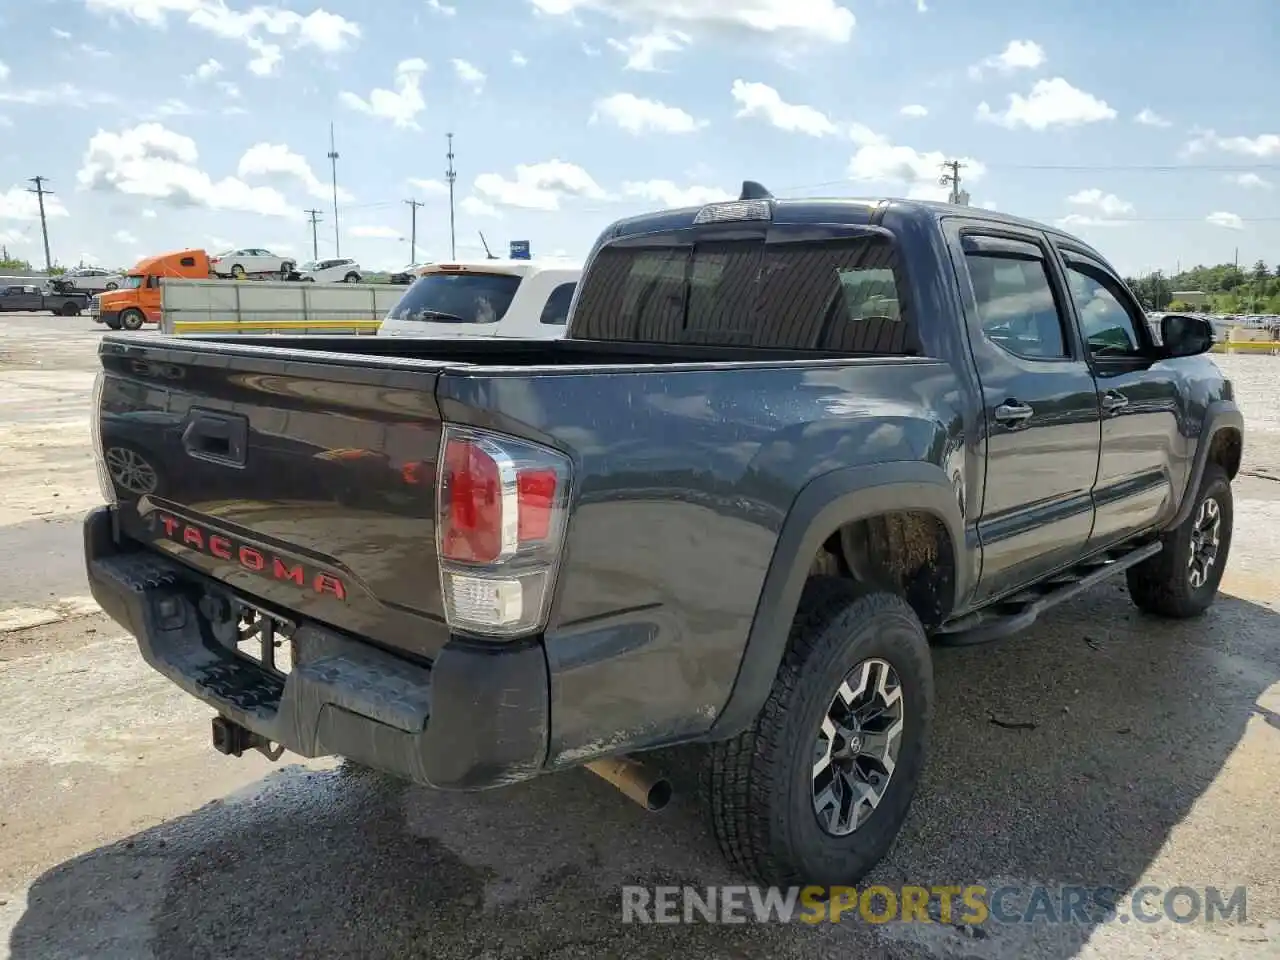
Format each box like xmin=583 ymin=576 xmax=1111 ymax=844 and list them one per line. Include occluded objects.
xmin=933 ymin=541 xmax=1163 ymax=647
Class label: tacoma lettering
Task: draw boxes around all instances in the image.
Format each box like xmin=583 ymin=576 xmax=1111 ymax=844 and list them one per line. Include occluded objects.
xmin=155 ymin=513 xmax=347 ymax=600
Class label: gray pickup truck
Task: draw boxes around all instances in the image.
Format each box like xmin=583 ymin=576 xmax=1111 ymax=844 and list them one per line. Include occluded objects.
xmin=84 ymin=186 xmax=1241 ymax=886
xmin=0 ymin=283 xmax=91 ymax=316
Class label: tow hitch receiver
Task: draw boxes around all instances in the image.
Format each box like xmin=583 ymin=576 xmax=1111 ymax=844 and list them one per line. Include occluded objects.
xmin=211 ymin=715 xmax=284 ymax=761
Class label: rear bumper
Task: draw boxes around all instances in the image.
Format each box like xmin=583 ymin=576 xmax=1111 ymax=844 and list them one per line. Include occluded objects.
xmin=84 ymin=506 xmax=550 ymax=790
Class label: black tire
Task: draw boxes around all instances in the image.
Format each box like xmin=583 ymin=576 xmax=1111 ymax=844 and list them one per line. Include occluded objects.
xmin=60 ymin=302 xmax=81 ymax=317
xmin=120 ymin=309 xmax=145 ymax=331
xmin=1126 ymin=463 xmax=1233 ymax=618
xmin=703 ymin=578 xmax=934 ymax=887
xmin=230 ymin=264 xmax=246 ymax=279
xmin=344 ymin=272 xmax=360 ymax=283
xmin=280 ymin=263 xmax=295 ymax=280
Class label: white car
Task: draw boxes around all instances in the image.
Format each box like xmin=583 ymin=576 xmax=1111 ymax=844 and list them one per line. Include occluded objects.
xmin=57 ymin=266 xmax=123 ymax=293
xmin=296 ymin=258 xmax=362 ymax=283
xmin=377 ymin=258 xmax=581 ymax=340
xmin=210 ymin=247 xmax=295 ymax=279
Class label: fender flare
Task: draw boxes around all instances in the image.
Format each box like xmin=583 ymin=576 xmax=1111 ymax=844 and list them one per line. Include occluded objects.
xmin=1164 ymin=400 xmax=1243 ymax=531
xmin=708 ymin=461 xmax=967 ymax=739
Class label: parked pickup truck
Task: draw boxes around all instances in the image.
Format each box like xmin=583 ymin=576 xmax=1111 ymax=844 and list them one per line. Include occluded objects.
xmin=0 ymin=284 xmax=91 ymax=316
xmin=84 ymin=186 xmax=1242 ymax=886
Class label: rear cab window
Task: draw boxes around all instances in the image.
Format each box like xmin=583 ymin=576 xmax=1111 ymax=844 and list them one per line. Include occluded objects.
xmin=570 ymin=235 xmax=917 ymax=353
xmin=386 ymin=271 xmax=523 ymax=325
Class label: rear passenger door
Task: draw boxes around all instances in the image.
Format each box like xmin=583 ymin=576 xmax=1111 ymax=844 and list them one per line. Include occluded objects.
xmin=1054 ymin=244 xmax=1182 ymax=548
xmin=946 ymin=225 xmax=1103 ymax=601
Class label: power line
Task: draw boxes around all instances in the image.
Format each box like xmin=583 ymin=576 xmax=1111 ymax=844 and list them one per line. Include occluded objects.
xmin=445 ymin=132 xmax=457 ymax=261
xmin=327 ymin=123 xmax=341 ymax=257
xmin=404 ymin=198 xmax=425 ymax=264
xmin=26 ymin=176 xmax=54 ymax=272
xmin=304 ymin=208 xmax=323 ymax=260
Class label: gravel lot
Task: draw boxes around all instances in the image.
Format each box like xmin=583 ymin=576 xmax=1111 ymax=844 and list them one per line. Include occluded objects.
xmin=0 ymin=314 xmax=1277 ymax=960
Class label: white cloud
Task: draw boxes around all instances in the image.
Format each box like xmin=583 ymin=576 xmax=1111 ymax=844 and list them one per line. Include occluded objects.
xmin=1206 ymin=211 xmax=1244 ymax=230
xmin=731 ymin=80 xmax=838 ymax=137
xmin=84 ymin=1 xmax=359 ymax=75
xmin=79 ymin=43 xmax=111 ymax=58
xmin=529 ymin=0 xmax=857 ymax=44
xmin=606 ymin=28 xmax=690 ymax=71
xmin=157 ymin=98 xmax=197 ymax=116
xmin=592 ymin=92 xmax=705 ymax=134
xmin=0 ymin=185 xmax=70 ymax=221
xmin=1134 ymin=108 xmax=1170 ymax=128
xmin=0 ymin=61 xmax=8 ymax=82
xmin=452 ymin=58 xmax=485 ymax=91
xmin=968 ymin=40 xmax=1045 ymax=79
xmin=622 ymin=179 xmax=733 ymax=208
xmin=1055 ymin=213 xmax=1128 ymax=229
xmin=190 ymin=57 xmax=223 ymax=81
xmin=461 ymin=195 xmax=500 ymax=218
xmin=426 ymin=0 xmax=457 ymax=13
xmin=977 ymin=78 xmax=1115 ymax=131
xmin=340 ymin=58 xmax=427 ymax=129
xmin=75 ymin=122 xmax=297 ymax=218
xmin=114 ymin=229 xmax=139 ymax=244
xmin=0 ymin=83 xmax=116 ymax=106
xmin=238 ymin=142 xmax=353 ymax=202
xmin=848 ymin=142 xmax=986 ymax=201
xmin=350 ymin=224 xmax=400 ymax=239
xmin=217 ymin=80 xmax=242 ymax=98
xmin=1066 ymin=188 xmax=1134 ymax=217
xmin=1183 ymin=129 xmax=1280 ymax=158
xmin=409 ymin=178 xmax=449 ymax=196
xmin=473 ymin=160 xmax=606 ymax=211
xmin=511 ymin=50 xmax=528 ymax=66
xmin=141 ymin=208 xmax=157 ymax=218
xmin=1227 ymin=172 xmax=1272 ymax=190
xmin=900 ymin=104 xmax=928 ymax=118
xmin=52 ymin=28 xmax=74 ymax=39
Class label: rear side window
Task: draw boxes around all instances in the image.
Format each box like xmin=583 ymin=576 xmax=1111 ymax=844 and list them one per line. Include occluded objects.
xmin=386 ymin=272 xmax=522 ymax=324
xmin=965 ymin=253 xmax=1067 ymax=359
xmin=571 ymin=236 xmax=915 ymax=352
xmin=539 ymin=282 xmax=577 ymax=325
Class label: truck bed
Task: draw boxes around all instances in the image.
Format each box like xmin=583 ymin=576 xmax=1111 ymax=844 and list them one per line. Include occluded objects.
xmin=96 ymin=332 xmax=951 ymax=667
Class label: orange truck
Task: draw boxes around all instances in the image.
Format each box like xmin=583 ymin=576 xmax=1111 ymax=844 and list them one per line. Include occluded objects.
xmin=93 ymin=249 xmax=211 ymax=329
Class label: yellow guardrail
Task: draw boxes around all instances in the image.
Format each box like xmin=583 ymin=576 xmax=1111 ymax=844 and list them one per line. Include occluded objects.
xmin=171 ymin=319 xmax=382 ymax=334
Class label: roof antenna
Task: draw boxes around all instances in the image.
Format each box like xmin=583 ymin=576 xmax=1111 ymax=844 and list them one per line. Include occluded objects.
xmin=739 ymin=180 xmax=773 ymax=201
xmin=478 ymin=230 xmax=498 ymax=260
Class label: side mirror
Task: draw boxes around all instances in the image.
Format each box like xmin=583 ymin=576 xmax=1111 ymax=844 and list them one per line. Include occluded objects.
xmin=1161 ymin=313 xmax=1215 ymax=358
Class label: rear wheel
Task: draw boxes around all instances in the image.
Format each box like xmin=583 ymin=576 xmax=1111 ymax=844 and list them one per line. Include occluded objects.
xmin=1127 ymin=463 xmax=1233 ymax=618
xmin=120 ymin=309 xmax=145 ymax=331
xmin=344 ymin=272 xmax=360 ymax=283
xmin=60 ymin=302 xmax=81 ymax=317
xmin=230 ymin=264 xmax=246 ymax=279
xmin=280 ymin=262 xmax=295 ymax=280
xmin=702 ymin=579 xmax=933 ymax=886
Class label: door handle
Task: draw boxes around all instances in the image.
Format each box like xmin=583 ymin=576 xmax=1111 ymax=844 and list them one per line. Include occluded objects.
xmin=182 ymin=410 xmax=248 ymax=467
xmin=993 ymin=400 xmax=1034 ymax=424
xmin=1101 ymin=391 xmax=1128 ymax=413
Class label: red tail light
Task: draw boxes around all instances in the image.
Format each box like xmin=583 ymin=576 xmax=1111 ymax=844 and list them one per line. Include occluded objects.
xmin=436 ymin=426 xmax=571 ymax=637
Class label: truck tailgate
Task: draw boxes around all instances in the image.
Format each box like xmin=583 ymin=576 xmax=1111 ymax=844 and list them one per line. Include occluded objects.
xmin=97 ymin=339 xmax=451 ymax=660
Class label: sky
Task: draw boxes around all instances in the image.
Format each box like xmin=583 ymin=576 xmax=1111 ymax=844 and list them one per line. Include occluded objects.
xmin=0 ymin=0 xmax=1277 ymax=276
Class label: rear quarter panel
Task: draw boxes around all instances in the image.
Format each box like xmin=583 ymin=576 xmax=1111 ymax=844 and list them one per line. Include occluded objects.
xmin=436 ymin=358 xmax=966 ymax=762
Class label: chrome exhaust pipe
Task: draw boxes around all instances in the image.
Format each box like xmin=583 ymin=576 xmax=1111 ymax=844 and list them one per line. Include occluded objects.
xmin=585 ymin=755 xmax=672 ymax=811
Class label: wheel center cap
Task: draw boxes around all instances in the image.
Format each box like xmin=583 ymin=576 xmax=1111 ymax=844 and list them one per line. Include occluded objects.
xmin=846 ymin=735 xmax=862 ymax=753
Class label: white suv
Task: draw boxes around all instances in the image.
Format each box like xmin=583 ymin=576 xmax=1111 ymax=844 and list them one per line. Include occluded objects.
xmin=296 ymin=258 xmax=362 ymax=283
xmin=377 ymin=259 xmax=581 ymax=340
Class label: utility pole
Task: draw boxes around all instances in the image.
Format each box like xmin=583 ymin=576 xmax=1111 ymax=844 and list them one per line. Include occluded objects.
xmin=26 ymin=176 xmax=54 ymax=272
xmin=304 ymin=209 xmax=323 ymax=260
xmin=404 ymin=198 xmax=424 ymax=263
xmin=445 ymin=132 xmax=457 ymax=261
xmin=327 ymin=123 xmax=341 ymax=257
xmin=938 ymin=160 xmax=966 ymax=205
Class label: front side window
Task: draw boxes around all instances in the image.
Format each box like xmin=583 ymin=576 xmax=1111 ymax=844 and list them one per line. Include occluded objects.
xmin=121 ymin=275 xmax=144 ymax=289
xmin=386 ymin=272 xmax=522 ymax=324
xmin=1064 ymin=263 xmax=1145 ymax=358
xmin=966 ymin=253 xmax=1068 ymax=359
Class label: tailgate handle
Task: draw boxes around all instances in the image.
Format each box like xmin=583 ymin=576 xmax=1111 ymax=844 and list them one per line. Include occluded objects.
xmin=182 ymin=410 xmax=248 ymax=467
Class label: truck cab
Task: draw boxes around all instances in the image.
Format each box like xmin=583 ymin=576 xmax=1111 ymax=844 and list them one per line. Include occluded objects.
xmin=95 ymin=249 xmax=211 ymax=330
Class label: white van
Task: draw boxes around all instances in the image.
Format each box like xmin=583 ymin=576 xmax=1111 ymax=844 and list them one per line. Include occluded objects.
xmin=376 ymin=259 xmax=581 ymax=339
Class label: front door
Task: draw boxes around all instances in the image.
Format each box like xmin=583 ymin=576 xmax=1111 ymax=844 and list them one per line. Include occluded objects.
xmin=1056 ymin=246 xmax=1182 ymax=548
xmin=947 ymin=226 xmax=1103 ymax=602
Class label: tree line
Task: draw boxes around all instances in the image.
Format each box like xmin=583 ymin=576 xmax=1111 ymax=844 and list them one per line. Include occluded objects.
xmin=1126 ymin=260 xmax=1280 ymax=314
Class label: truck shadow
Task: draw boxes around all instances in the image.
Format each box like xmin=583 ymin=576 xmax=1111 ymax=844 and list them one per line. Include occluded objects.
xmin=8 ymin=589 xmax=1278 ymax=960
